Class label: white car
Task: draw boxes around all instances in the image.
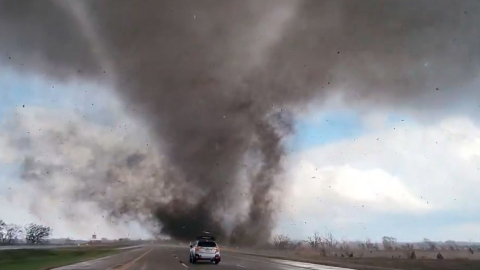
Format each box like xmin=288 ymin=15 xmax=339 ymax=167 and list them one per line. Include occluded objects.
xmin=189 ymin=236 xmax=221 ymax=264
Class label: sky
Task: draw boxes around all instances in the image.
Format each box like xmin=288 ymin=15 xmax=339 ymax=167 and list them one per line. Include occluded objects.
xmin=2 ymin=66 xmax=480 ymax=243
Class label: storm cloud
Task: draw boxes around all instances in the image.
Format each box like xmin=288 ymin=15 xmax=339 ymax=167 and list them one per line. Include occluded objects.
xmin=1 ymin=0 xmax=479 ymax=244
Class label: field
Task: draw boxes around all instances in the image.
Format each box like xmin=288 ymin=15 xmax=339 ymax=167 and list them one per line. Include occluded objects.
xmin=228 ymin=248 xmax=480 ymax=270
xmin=0 ymin=247 xmax=119 ymax=270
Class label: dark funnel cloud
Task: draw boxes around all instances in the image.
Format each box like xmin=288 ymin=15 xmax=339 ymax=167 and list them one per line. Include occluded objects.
xmin=1 ymin=0 xmax=480 ymax=244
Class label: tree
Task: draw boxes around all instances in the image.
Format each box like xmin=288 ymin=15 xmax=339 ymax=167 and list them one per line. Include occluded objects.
xmin=0 ymin=220 xmax=6 ymax=244
xmin=272 ymin=234 xmax=291 ymax=250
xmin=340 ymin=238 xmax=350 ymax=253
xmin=324 ymin=231 xmax=339 ymax=249
xmin=0 ymin=221 xmax=23 ymax=245
xmin=358 ymin=239 xmax=380 ymax=252
xmin=25 ymin=223 xmax=52 ymax=245
xmin=423 ymin=238 xmax=436 ymax=251
xmin=307 ymin=231 xmax=322 ymax=250
xmin=401 ymin=243 xmax=414 ymax=250
xmin=382 ymin=236 xmax=397 ymax=250
xmin=308 ymin=230 xmax=338 ymax=256
xmin=0 ymin=220 xmax=5 ymax=235
xmin=2 ymin=224 xmax=23 ymax=244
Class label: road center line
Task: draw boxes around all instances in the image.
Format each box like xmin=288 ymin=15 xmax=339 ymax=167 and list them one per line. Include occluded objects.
xmin=117 ymin=248 xmax=153 ymax=270
xmin=236 ymin=264 xmax=246 ymax=268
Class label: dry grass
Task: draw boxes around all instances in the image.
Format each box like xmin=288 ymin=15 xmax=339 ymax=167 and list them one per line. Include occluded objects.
xmin=226 ymin=248 xmax=480 ymax=270
xmin=0 ymin=247 xmax=119 ymax=270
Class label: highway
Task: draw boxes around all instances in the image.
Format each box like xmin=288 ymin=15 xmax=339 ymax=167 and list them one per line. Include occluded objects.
xmin=54 ymin=245 xmax=354 ymax=270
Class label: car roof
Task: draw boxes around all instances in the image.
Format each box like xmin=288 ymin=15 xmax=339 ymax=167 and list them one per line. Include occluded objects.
xmin=196 ymin=235 xmax=215 ymax=241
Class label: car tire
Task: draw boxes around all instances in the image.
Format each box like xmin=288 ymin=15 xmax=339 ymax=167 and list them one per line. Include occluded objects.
xmin=214 ymin=260 xmax=220 ymax=265
xmin=191 ymin=255 xmax=196 ymax=264
xmin=189 ymin=254 xmax=192 ymax=263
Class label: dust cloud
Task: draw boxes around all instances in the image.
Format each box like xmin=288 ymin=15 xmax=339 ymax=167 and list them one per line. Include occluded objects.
xmin=1 ymin=0 xmax=479 ymax=244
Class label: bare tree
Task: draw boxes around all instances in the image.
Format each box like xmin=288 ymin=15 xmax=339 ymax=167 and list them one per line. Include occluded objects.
xmin=272 ymin=234 xmax=291 ymax=250
xmin=307 ymin=231 xmax=322 ymax=250
xmin=317 ymin=237 xmax=328 ymax=256
xmin=340 ymin=238 xmax=350 ymax=254
xmin=320 ymin=231 xmax=338 ymax=256
xmin=401 ymin=243 xmax=414 ymax=250
xmin=25 ymin=223 xmax=52 ymax=245
xmin=423 ymin=238 xmax=436 ymax=251
xmin=305 ymin=230 xmax=339 ymax=256
xmin=359 ymin=238 xmax=379 ymax=251
xmin=324 ymin=231 xmax=339 ymax=249
xmin=382 ymin=236 xmax=397 ymax=250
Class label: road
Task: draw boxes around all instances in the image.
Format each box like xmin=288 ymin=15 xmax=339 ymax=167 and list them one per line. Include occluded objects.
xmin=54 ymin=245 xmax=354 ymax=270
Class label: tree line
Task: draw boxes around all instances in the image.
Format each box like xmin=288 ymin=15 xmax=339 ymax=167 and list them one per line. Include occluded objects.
xmin=0 ymin=220 xmax=52 ymax=245
xmin=271 ymin=231 xmax=479 ymax=255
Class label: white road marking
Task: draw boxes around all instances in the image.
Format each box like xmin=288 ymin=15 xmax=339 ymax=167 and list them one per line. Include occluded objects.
xmin=181 ymin=263 xmax=189 ymax=268
xmin=225 ymin=254 xmax=281 ymax=267
xmin=236 ymin=264 xmax=246 ymax=268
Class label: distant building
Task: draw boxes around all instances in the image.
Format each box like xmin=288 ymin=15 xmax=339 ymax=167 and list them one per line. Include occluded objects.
xmin=88 ymin=233 xmax=102 ymax=244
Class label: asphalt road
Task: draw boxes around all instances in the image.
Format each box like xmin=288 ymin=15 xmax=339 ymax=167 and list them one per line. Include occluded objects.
xmin=55 ymin=245 xmax=354 ymax=270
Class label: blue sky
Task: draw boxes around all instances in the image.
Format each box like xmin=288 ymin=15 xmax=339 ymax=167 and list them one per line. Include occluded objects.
xmin=2 ymin=66 xmax=480 ymax=242
xmin=0 ymin=68 xmax=122 ymax=126
xmin=287 ymin=111 xmax=365 ymax=152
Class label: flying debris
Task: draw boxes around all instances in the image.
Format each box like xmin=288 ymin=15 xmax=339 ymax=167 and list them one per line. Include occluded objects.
xmin=1 ymin=0 xmax=480 ymax=245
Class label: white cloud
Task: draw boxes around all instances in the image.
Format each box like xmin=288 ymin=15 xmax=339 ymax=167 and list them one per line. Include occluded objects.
xmin=279 ymin=115 xmax=480 ymax=240
xmin=361 ymin=112 xmax=388 ymax=131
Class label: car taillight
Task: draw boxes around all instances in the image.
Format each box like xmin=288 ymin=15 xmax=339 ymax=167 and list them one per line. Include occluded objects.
xmin=195 ymin=246 xmax=200 ymax=251
xmin=215 ymin=247 xmax=219 ymax=252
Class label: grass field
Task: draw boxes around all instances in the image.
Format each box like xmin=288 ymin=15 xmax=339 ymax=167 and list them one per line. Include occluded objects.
xmin=0 ymin=247 xmax=119 ymax=270
xmin=227 ymin=249 xmax=480 ymax=270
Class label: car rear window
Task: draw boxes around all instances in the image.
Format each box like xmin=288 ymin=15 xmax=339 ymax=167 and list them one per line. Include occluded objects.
xmin=198 ymin=241 xmax=217 ymax=247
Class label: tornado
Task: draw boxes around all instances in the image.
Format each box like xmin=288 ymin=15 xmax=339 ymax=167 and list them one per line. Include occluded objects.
xmin=1 ymin=0 xmax=479 ymax=244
